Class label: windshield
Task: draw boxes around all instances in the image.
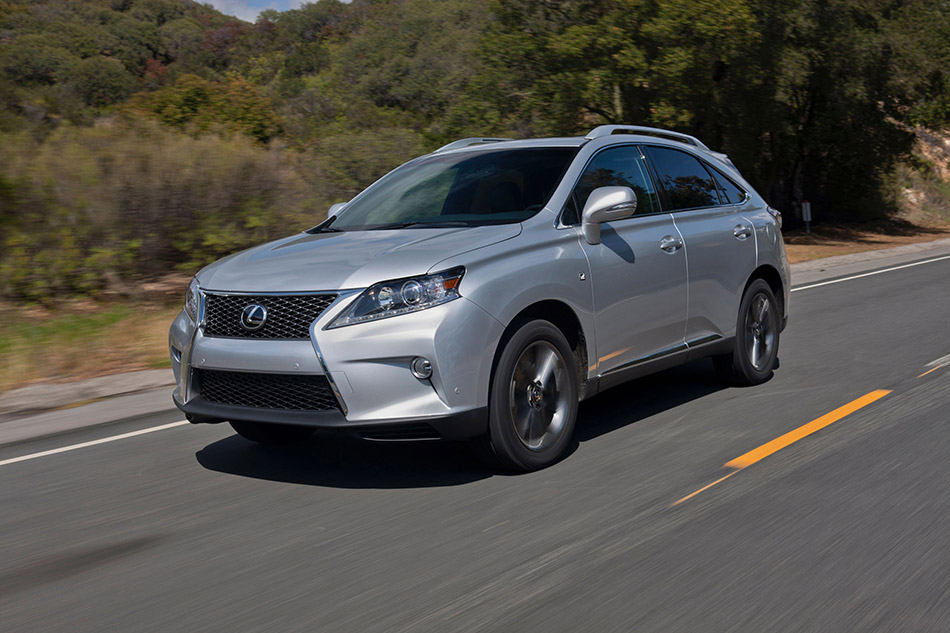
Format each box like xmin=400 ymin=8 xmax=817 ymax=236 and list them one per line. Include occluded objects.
xmin=329 ymin=147 xmax=579 ymax=230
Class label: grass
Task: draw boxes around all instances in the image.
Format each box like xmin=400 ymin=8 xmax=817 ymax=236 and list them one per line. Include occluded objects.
xmin=0 ymin=301 xmax=179 ymax=394
xmin=783 ymin=219 xmax=950 ymax=263
xmin=1 ymin=218 xmax=949 ymax=396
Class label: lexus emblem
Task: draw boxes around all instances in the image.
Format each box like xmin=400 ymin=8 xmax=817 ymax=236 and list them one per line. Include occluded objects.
xmin=241 ymin=304 xmax=267 ymax=331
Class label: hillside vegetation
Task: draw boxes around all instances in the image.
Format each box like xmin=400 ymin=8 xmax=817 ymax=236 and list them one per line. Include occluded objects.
xmin=1 ymin=0 xmax=950 ymax=300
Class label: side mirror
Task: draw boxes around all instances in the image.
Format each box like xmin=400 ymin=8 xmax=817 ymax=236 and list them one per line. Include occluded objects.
xmin=327 ymin=202 xmax=347 ymax=218
xmin=581 ymin=186 xmax=637 ymax=245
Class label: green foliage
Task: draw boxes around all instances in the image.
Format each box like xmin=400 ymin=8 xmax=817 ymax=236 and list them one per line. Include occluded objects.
xmin=0 ymin=36 xmax=79 ymax=85
xmin=479 ymin=0 xmax=948 ymax=220
xmin=70 ymin=57 xmax=136 ymax=106
xmin=124 ymin=74 xmax=283 ymax=142
xmin=102 ymin=12 xmax=163 ymax=73
xmin=0 ymin=123 xmax=317 ymax=300
xmin=889 ymin=1 xmax=950 ymax=130
xmin=1 ymin=0 xmax=950 ymax=299
xmin=725 ymin=0 xmax=920 ymax=218
xmin=480 ymin=0 xmax=757 ymax=134
xmin=158 ymin=17 xmax=205 ymax=64
xmin=320 ymin=0 xmax=490 ymax=130
xmin=315 ymin=127 xmax=430 ymax=199
xmin=0 ymin=0 xmax=249 ymax=121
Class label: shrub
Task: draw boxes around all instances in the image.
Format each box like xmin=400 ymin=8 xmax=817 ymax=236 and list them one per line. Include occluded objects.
xmin=123 ymin=74 xmax=283 ymax=142
xmin=0 ymin=121 xmax=323 ymax=300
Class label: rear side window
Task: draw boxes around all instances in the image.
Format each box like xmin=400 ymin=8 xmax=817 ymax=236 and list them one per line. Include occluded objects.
xmin=711 ymin=169 xmax=747 ymax=205
xmin=562 ymin=145 xmax=660 ymax=225
xmin=646 ymin=146 xmax=720 ymax=211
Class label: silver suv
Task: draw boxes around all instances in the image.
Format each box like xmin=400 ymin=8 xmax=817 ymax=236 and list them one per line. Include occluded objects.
xmin=170 ymin=125 xmax=789 ymax=471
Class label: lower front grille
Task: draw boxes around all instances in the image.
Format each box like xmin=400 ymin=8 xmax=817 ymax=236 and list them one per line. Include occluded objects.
xmin=197 ymin=369 xmax=339 ymax=412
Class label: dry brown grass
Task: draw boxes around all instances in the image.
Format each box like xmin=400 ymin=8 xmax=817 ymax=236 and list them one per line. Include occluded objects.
xmin=0 ymin=300 xmax=180 ymax=394
xmin=783 ymin=220 xmax=950 ymax=264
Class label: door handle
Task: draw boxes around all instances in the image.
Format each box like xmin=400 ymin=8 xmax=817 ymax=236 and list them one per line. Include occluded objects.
xmin=734 ymin=224 xmax=753 ymax=240
xmin=659 ymin=235 xmax=683 ymax=253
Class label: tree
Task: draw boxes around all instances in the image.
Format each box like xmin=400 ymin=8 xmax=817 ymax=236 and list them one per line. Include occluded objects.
xmin=0 ymin=35 xmax=79 ymax=85
xmin=70 ymin=56 xmax=135 ymax=107
xmin=477 ymin=0 xmax=940 ymax=221
xmin=477 ymin=0 xmax=757 ymax=135
xmin=717 ymin=0 xmax=918 ymax=218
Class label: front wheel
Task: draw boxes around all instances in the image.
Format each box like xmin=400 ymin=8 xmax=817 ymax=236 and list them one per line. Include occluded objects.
xmin=713 ymin=278 xmax=780 ymax=386
xmin=230 ymin=420 xmax=314 ymax=445
xmin=473 ymin=319 xmax=579 ymax=472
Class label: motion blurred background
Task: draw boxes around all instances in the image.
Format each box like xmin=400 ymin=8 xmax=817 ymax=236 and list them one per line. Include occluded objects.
xmin=1 ymin=0 xmax=949 ymax=395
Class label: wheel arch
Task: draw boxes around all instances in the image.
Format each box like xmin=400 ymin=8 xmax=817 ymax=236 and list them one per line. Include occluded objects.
xmin=746 ymin=264 xmax=785 ymax=321
xmin=491 ymin=300 xmax=591 ymax=401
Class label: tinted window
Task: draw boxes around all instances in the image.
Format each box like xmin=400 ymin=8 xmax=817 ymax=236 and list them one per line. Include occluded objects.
xmin=711 ymin=169 xmax=747 ymax=205
xmin=647 ymin=146 xmax=720 ymax=211
xmin=562 ymin=145 xmax=659 ymax=225
xmin=333 ymin=147 xmax=578 ymax=230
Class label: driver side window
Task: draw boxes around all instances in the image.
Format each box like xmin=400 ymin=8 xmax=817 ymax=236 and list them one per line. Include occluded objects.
xmin=562 ymin=145 xmax=660 ymax=225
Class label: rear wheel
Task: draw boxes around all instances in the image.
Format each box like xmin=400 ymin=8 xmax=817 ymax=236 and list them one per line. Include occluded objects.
xmin=229 ymin=421 xmax=314 ymax=445
xmin=713 ymin=278 xmax=780 ymax=386
xmin=473 ymin=319 xmax=578 ymax=472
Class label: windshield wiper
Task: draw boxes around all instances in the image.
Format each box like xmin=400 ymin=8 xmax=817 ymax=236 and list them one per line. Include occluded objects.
xmin=306 ymin=215 xmax=343 ymax=233
xmin=366 ymin=220 xmax=474 ymax=230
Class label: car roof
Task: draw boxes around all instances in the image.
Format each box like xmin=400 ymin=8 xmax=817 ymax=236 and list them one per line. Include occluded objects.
xmin=433 ymin=137 xmax=586 ymax=153
xmin=433 ymin=132 xmax=740 ymax=177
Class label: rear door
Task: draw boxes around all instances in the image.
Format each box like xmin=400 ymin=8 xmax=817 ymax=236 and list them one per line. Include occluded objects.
xmin=565 ymin=145 xmax=689 ymax=377
xmin=643 ymin=145 xmax=757 ymax=347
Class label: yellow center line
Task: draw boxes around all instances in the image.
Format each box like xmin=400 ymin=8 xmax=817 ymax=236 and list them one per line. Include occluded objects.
xmin=725 ymin=390 xmax=891 ymax=469
xmin=918 ymin=366 xmax=943 ymax=379
xmin=672 ymin=470 xmax=740 ymax=506
xmin=671 ymin=389 xmax=891 ymax=507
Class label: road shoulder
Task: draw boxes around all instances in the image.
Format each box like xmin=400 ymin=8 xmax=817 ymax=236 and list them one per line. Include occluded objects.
xmin=790 ymin=237 xmax=950 ymax=287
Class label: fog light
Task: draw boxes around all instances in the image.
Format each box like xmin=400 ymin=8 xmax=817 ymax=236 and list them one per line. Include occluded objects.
xmin=410 ymin=357 xmax=432 ymax=380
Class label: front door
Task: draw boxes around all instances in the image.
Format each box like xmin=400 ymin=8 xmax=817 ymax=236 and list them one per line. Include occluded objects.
xmin=566 ymin=145 xmax=689 ymax=377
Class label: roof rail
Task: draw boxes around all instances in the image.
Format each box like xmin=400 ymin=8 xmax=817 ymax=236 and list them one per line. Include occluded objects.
xmin=433 ymin=137 xmax=513 ymax=153
xmin=585 ymin=125 xmax=710 ymax=151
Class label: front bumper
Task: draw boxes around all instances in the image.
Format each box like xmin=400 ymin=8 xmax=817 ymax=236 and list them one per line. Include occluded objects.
xmin=168 ymin=293 xmax=503 ymax=440
xmin=173 ymin=392 xmax=487 ymax=440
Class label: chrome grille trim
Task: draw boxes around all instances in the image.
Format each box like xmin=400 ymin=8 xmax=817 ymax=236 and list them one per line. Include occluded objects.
xmin=203 ymin=291 xmax=338 ymax=340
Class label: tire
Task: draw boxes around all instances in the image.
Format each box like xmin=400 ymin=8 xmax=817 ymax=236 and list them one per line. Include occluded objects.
xmin=229 ymin=420 xmax=314 ymax=445
xmin=473 ymin=319 xmax=579 ymax=472
xmin=713 ymin=278 xmax=780 ymax=386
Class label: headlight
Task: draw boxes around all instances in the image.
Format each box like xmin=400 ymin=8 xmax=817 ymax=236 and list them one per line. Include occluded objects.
xmin=329 ymin=267 xmax=464 ymax=328
xmin=184 ymin=277 xmax=200 ymax=322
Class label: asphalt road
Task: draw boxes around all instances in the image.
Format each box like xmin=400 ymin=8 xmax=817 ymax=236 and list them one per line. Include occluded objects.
xmin=1 ymin=255 xmax=949 ymax=632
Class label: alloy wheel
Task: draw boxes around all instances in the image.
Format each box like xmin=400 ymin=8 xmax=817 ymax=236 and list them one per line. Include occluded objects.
xmin=508 ymin=341 xmax=571 ymax=451
xmin=746 ymin=292 xmax=776 ymax=371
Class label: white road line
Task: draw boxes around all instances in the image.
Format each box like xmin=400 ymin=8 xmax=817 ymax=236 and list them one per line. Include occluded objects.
xmin=791 ymin=254 xmax=950 ymax=292
xmin=927 ymin=353 xmax=950 ymax=368
xmin=0 ymin=420 xmax=189 ymax=467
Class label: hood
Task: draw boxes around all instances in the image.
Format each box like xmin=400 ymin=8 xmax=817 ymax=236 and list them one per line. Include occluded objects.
xmin=196 ymin=224 xmax=521 ymax=292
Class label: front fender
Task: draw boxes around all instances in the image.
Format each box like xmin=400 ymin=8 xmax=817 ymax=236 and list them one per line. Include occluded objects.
xmin=431 ymin=221 xmax=597 ymax=384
